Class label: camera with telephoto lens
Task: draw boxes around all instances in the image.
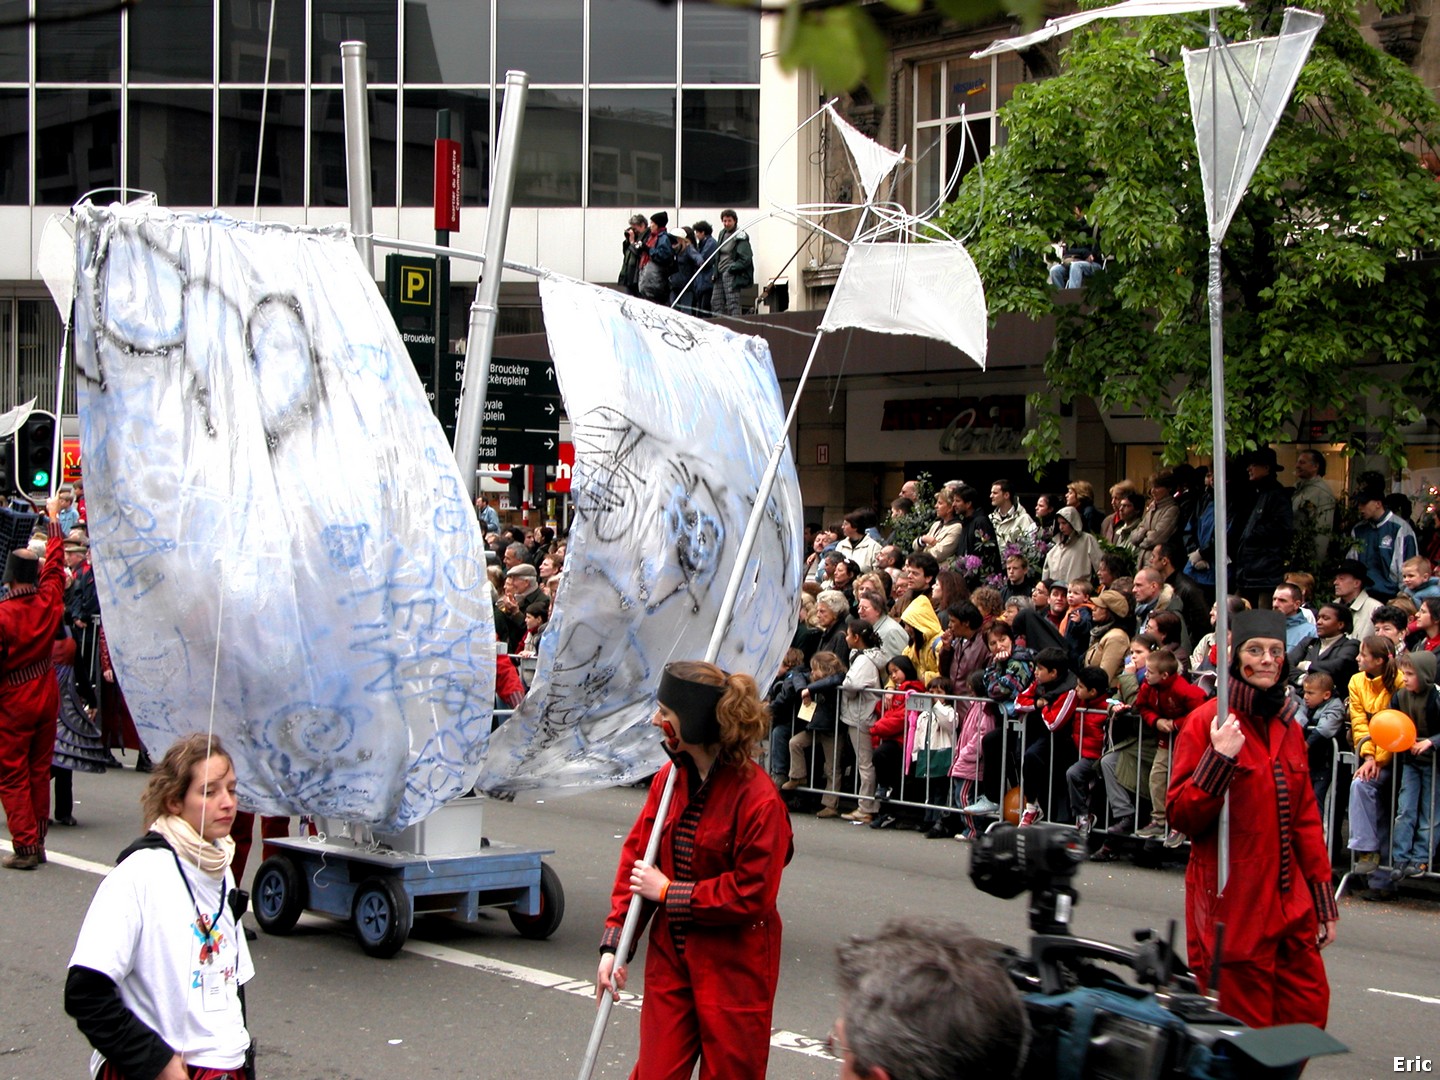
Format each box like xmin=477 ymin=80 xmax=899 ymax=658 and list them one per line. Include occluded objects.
xmin=969 ymin=823 xmax=1346 ymax=1080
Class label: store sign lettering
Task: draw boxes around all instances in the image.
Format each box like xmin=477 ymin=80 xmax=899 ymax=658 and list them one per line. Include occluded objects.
xmin=880 ymin=395 xmax=1026 ymax=457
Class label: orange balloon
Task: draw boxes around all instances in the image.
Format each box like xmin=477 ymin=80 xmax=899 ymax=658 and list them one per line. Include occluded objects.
xmin=1003 ymin=785 xmax=1023 ymax=825
xmin=1370 ymin=709 xmax=1417 ymax=753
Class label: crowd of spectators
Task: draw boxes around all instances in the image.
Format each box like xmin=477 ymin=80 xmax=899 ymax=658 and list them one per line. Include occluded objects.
xmin=779 ymin=461 xmax=1440 ymax=898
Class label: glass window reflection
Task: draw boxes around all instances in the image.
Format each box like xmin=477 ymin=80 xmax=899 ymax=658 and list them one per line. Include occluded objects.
xmin=219 ymin=88 xmax=305 ymax=205
xmin=682 ymin=5 xmax=758 ymax=83
xmin=405 ymin=0 xmax=490 ymax=84
xmin=680 ymin=89 xmax=757 ymax=207
xmin=588 ymin=90 xmax=674 ymax=208
xmin=402 ymin=88 xmax=489 ymax=207
xmin=496 ymin=1 xmax=581 ymax=85
xmin=0 ymin=90 xmax=26 ymax=203
xmin=509 ymin=88 xmax=580 ymax=207
xmin=128 ymin=90 xmax=214 ymax=205
xmin=591 ymin=0 xmax=673 ymax=84
xmin=221 ymin=0 xmax=306 ymax=83
xmin=0 ymin=0 xmax=27 ymax=82
xmin=311 ymin=89 xmax=396 ymax=206
xmin=313 ymin=0 xmax=398 ymax=84
xmin=35 ymin=89 xmax=120 ymax=206
xmin=37 ymin=0 xmax=121 ymax=82
xmin=130 ymin=0 xmax=213 ymax=83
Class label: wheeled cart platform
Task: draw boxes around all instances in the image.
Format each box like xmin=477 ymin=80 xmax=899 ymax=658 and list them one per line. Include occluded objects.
xmin=251 ymin=834 xmax=564 ymax=958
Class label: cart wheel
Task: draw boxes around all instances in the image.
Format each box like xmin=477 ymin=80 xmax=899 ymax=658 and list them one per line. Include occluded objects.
xmin=352 ymin=876 xmax=413 ymax=958
xmin=253 ymin=855 xmax=307 ymax=936
xmin=509 ymin=861 xmax=565 ymax=940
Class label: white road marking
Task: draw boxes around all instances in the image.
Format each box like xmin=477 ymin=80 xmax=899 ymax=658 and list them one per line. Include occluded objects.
xmin=22 ymin=840 xmax=838 ymax=1061
xmin=1368 ymin=987 xmax=1440 ymax=1006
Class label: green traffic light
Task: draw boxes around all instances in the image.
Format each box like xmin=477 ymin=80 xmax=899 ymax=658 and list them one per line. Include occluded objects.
xmin=31 ymin=470 xmax=48 ymax=488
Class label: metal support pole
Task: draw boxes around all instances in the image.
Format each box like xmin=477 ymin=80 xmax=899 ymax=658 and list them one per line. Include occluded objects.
xmin=1208 ymin=238 xmax=1232 ymax=896
xmin=341 ymin=42 xmax=374 ymax=272
xmin=50 ymin=322 xmax=69 ymax=498
xmin=453 ymin=70 xmax=529 ymax=500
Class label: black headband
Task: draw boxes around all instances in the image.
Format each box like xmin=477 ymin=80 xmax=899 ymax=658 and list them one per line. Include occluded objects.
xmin=657 ymin=664 xmax=724 ymax=745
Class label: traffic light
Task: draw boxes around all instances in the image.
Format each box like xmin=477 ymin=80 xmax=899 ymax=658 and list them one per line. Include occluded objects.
xmin=13 ymin=410 xmax=56 ymax=496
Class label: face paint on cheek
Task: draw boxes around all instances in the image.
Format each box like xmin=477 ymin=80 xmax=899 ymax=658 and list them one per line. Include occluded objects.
xmin=1242 ymin=665 xmax=1255 ymax=678
xmin=659 ymin=719 xmax=679 ymax=747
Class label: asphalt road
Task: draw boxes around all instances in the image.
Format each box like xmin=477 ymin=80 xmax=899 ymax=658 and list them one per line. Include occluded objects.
xmin=5 ymin=762 xmax=1440 ymax=1079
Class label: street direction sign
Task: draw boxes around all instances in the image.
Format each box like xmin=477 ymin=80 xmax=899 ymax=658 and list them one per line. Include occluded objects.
xmin=484 ymin=393 xmax=560 ymax=430
xmin=479 ymin=428 xmax=561 ymax=464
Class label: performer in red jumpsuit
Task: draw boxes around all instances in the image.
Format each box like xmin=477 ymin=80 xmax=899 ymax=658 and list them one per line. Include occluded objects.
xmin=0 ymin=498 xmax=66 ymax=869
xmin=597 ymin=660 xmax=794 ymax=1079
xmin=1168 ymin=609 xmax=1337 ymax=1029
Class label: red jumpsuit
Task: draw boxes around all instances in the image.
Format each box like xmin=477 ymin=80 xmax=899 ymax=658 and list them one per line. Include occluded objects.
xmin=1167 ymin=695 xmax=1336 ymax=1029
xmin=0 ymin=521 xmax=65 ymax=856
xmin=603 ymin=757 xmax=793 ymax=1080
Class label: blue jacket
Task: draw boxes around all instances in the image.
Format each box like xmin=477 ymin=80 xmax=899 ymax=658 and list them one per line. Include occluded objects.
xmin=692 ymin=234 xmax=718 ymax=293
xmin=1405 ymin=576 xmax=1440 ymax=604
xmin=1349 ymin=511 xmax=1418 ymax=598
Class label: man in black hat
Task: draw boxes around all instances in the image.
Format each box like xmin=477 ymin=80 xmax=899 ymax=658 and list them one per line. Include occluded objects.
xmin=1168 ymin=608 xmax=1336 ymax=1029
xmin=1332 ymin=557 xmax=1381 ymax=641
xmin=1231 ymin=448 xmax=1293 ymax=602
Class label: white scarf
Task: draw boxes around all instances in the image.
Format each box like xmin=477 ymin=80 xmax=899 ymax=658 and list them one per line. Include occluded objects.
xmin=150 ymin=814 xmax=235 ymax=880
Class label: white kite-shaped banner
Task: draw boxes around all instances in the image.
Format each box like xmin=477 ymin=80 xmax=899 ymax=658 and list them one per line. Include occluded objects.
xmin=973 ymin=0 xmax=1245 ymax=57
xmin=1184 ymin=7 xmax=1324 ymax=243
xmin=826 ymin=103 xmax=906 ymax=206
xmin=476 ymin=280 xmax=802 ymax=793
xmin=71 ymin=205 xmax=496 ymax=831
xmin=819 ymin=241 xmax=988 ymax=368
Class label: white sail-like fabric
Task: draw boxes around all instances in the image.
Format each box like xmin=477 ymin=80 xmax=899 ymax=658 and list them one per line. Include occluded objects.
xmin=1184 ymin=8 xmax=1324 ymax=243
xmin=71 ymin=205 xmax=495 ymax=830
xmin=827 ymin=103 xmax=906 ymax=205
xmin=819 ymin=240 xmax=988 ymax=368
xmin=476 ymin=279 xmax=802 ymax=794
xmin=973 ymin=0 xmax=1244 ymax=57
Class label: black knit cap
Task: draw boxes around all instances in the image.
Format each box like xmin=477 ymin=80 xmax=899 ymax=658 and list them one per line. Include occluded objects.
xmin=650 ymin=211 xmax=669 ymax=228
xmin=1230 ymin=609 xmax=1287 ymax=657
xmin=2 ymin=549 xmax=38 ymax=586
xmin=657 ymin=663 xmax=723 ymax=745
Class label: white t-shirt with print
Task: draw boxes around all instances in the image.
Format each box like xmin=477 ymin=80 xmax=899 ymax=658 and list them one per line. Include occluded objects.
xmin=69 ymin=846 xmax=254 ymax=1072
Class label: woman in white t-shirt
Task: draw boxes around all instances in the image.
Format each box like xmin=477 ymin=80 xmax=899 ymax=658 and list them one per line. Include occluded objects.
xmin=65 ymin=733 xmax=254 ymax=1080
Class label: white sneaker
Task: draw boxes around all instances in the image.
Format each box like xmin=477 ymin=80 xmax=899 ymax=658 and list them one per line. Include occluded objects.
xmin=962 ymin=795 xmax=1000 ymax=815
xmin=1075 ymin=814 xmax=1095 ymax=838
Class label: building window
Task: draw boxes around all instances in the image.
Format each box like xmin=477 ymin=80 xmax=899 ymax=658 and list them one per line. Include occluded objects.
xmin=35 ymin=89 xmax=120 ymax=206
xmin=36 ymin=0 xmax=121 ymax=82
xmin=311 ymin=88 xmax=396 ymax=206
xmin=589 ymin=89 xmax=675 ymax=207
xmin=130 ymin=0 xmax=214 ymax=83
xmin=0 ymin=90 xmax=25 ymax=204
xmin=0 ymin=0 xmax=27 ymax=82
xmin=402 ymin=87 xmax=489 ymax=207
xmin=221 ymin=0 xmax=306 ymax=84
xmin=591 ymin=0 xmax=675 ymax=84
xmin=911 ymin=53 xmax=1024 ymax=213
xmin=129 ymin=90 xmax=215 ymax=206
xmin=313 ymin=0 xmax=398 ymax=84
xmin=511 ymin=88 xmax=581 ymax=207
xmin=219 ymin=87 xmax=305 ymax=206
xmin=681 ymin=88 xmax=758 ymax=207
xmin=11 ymin=0 xmax=761 ymax=211
xmin=404 ymin=0 xmax=491 ymax=84
xmin=496 ymin=0 xmax=583 ymax=85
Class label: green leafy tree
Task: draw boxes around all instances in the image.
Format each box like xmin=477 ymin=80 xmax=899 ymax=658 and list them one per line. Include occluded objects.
xmin=935 ymin=0 xmax=1440 ymax=473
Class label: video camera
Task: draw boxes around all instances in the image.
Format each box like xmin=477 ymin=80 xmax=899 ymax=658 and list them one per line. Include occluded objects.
xmin=970 ymin=823 xmax=1345 ymax=1080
